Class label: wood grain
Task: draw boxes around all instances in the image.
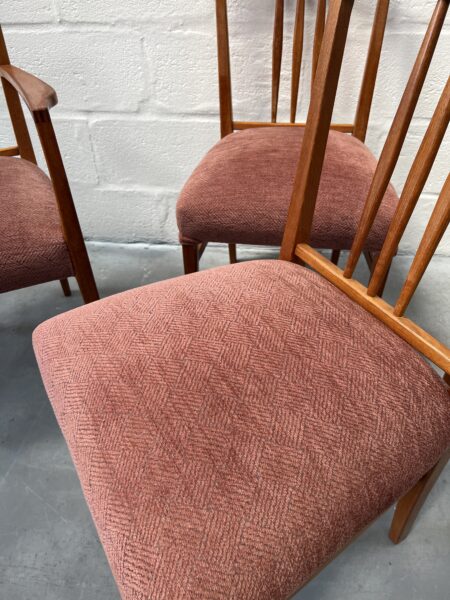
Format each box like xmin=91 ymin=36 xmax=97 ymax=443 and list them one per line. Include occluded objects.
xmin=344 ymin=0 xmax=449 ymax=278
xmin=353 ymin=0 xmax=390 ymax=142
xmin=394 ymin=174 xmax=450 ymax=317
xmin=368 ymin=76 xmax=450 ymax=297
xmin=280 ymin=0 xmax=355 ymax=262
xmin=295 ymin=243 xmax=450 ymax=373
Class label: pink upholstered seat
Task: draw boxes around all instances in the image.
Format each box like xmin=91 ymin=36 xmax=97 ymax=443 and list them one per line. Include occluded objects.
xmin=0 ymin=157 xmax=73 ymax=293
xmin=177 ymin=128 xmax=399 ymax=249
xmin=33 ymin=260 xmax=450 ymax=600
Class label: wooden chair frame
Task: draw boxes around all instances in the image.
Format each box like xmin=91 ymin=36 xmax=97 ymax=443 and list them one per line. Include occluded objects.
xmin=0 ymin=25 xmax=98 ymax=304
xmin=183 ymin=0 xmax=391 ymax=274
xmin=279 ymin=0 xmax=449 ymax=576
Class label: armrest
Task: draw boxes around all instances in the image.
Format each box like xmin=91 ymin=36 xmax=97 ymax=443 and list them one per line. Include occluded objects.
xmin=0 ymin=64 xmax=58 ymax=112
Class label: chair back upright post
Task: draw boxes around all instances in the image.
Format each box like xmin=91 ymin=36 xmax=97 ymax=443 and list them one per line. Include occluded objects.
xmin=215 ymin=0 xmax=389 ymax=136
xmin=0 ymin=25 xmax=36 ymax=162
xmin=280 ymin=0 xmax=450 ymax=375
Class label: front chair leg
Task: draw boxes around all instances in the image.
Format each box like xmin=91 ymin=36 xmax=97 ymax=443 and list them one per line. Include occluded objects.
xmin=229 ymin=244 xmax=237 ymax=264
xmin=60 ymin=278 xmax=71 ymax=297
xmin=389 ymin=447 xmax=450 ymax=544
xmin=182 ymin=243 xmax=199 ymax=274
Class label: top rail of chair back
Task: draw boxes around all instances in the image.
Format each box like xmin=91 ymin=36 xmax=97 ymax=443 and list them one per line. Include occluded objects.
xmin=279 ymin=0 xmax=449 ymax=374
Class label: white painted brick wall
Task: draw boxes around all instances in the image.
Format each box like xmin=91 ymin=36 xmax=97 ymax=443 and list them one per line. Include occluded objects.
xmin=0 ymin=1 xmax=448 ymax=254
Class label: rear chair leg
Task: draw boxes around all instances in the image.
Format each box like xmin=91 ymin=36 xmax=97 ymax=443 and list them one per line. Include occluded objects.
xmin=182 ymin=244 xmax=199 ymax=274
xmin=229 ymin=244 xmax=237 ymax=264
xmin=331 ymin=250 xmax=341 ymax=266
xmin=389 ymin=447 xmax=450 ymax=544
xmin=60 ymin=278 xmax=71 ymax=297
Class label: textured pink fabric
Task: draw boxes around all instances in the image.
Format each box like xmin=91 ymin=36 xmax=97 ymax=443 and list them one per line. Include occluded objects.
xmin=0 ymin=157 xmax=73 ymax=293
xmin=177 ymin=128 xmax=399 ymax=249
xmin=34 ymin=260 xmax=450 ymax=600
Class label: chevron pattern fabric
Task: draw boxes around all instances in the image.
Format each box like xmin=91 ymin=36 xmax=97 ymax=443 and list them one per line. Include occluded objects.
xmin=177 ymin=127 xmax=399 ymax=249
xmin=33 ymin=260 xmax=450 ymax=600
xmin=0 ymin=157 xmax=74 ymax=294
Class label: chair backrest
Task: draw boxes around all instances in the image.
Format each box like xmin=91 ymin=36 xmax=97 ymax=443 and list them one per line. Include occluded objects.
xmin=215 ymin=0 xmax=390 ymax=140
xmin=280 ymin=0 xmax=449 ymax=376
xmin=0 ymin=25 xmax=36 ymax=163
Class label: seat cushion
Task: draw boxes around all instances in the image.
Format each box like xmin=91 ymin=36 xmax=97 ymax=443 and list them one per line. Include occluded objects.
xmin=177 ymin=128 xmax=399 ymax=250
xmin=33 ymin=260 xmax=450 ymax=600
xmin=0 ymin=157 xmax=73 ymax=293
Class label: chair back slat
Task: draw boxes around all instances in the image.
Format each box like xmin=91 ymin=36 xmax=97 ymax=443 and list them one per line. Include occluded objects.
xmin=280 ymin=0 xmax=354 ymax=260
xmin=290 ymin=0 xmax=305 ymax=123
xmin=394 ymin=175 xmax=450 ymax=317
xmin=281 ymin=0 xmax=449 ymax=374
xmin=215 ymin=0 xmax=233 ymax=138
xmin=353 ymin=0 xmax=390 ymax=142
xmin=215 ymin=1 xmax=388 ymax=132
xmin=368 ymin=76 xmax=450 ymax=297
xmin=311 ymin=0 xmax=327 ymax=93
xmin=344 ymin=0 xmax=449 ymax=278
xmin=0 ymin=25 xmax=36 ymax=162
xmin=272 ymin=0 xmax=285 ymax=123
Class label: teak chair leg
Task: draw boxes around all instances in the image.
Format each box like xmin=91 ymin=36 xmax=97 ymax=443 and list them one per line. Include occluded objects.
xmin=229 ymin=244 xmax=237 ymax=264
xmin=60 ymin=278 xmax=71 ymax=297
xmin=389 ymin=448 xmax=450 ymax=544
xmin=182 ymin=243 xmax=199 ymax=274
xmin=75 ymin=261 xmax=99 ymax=304
xmin=331 ymin=250 xmax=341 ymax=265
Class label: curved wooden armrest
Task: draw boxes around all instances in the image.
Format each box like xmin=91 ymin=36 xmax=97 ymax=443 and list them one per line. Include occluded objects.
xmin=0 ymin=64 xmax=58 ymax=112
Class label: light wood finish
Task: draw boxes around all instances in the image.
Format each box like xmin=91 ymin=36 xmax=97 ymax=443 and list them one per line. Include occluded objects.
xmin=0 ymin=145 xmax=19 ymax=156
xmin=215 ymin=0 xmax=233 ymax=138
xmin=368 ymin=76 xmax=450 ymax=297
xmin=233 ymin=120 xmax=354 ymax=133
xmin=394 ymin=174 xmax=450 ymax=317
xmin=353 ymin=0 xmax=390 ymax=142
xmin=272 ymin=0 xmax=284 ymax=123
xmin=344 ymin=0 xmax=449 ymax=279
xmin=0 ymin=26 xmax=36 ymax=163
xmin=312 ymin=0 xmax=327 ymax=93
xmin=280 ymin=0 xmax=355 ymax=262
xmin=390 ymin=446 xmax=450 ymax=544
xmin=290 ymin=0 xmax=305 ymax=123
xmin=295 ymin=244 xmax=450 ymax=372
xmin=0 ymin=25 xmax=98 ymax=304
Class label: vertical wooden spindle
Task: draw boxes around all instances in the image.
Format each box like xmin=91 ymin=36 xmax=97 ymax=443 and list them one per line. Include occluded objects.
xmin=368 ymin=77 xmax=450 ymax=297
xmin=394 ymin=174 xmax=450 ymax=317
xmin=272 ymin=0 xmax=284 ymax=123
xmin=311 ymin=0 xmax=327 ymax=93
xmin=290 ymin=0 xmax=305 ymax=123
xmin=344 ymin=0 xmax=449 ymax=279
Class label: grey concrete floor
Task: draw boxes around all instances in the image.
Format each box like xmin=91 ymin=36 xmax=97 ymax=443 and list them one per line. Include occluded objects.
xmin=1 ymin=243 xmax=449 ymax=600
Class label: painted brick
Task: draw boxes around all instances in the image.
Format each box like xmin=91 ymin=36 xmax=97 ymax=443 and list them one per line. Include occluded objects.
xmin=3 ymin=30 xmax=146 ymax=112
xmin=90 ymin=119 xmax=218 ymax=189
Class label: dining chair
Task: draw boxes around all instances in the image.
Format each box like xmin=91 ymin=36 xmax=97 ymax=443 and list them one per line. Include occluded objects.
xmin=33 ymin=0 xmax=449 ymax=598
xmin=177 ymin=0 xmax=397 ymax=278
xmin=0 ymin=25 xmax=98 ymax=303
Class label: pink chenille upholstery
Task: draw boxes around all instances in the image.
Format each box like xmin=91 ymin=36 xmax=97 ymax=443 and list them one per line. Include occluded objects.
xmin=0 ymin=157 xmax=74 ymax=293
xmin=177 ymin=128 xmax=399 ymax=249
xmin=34 ymin=260 xmax=450 ymax=600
